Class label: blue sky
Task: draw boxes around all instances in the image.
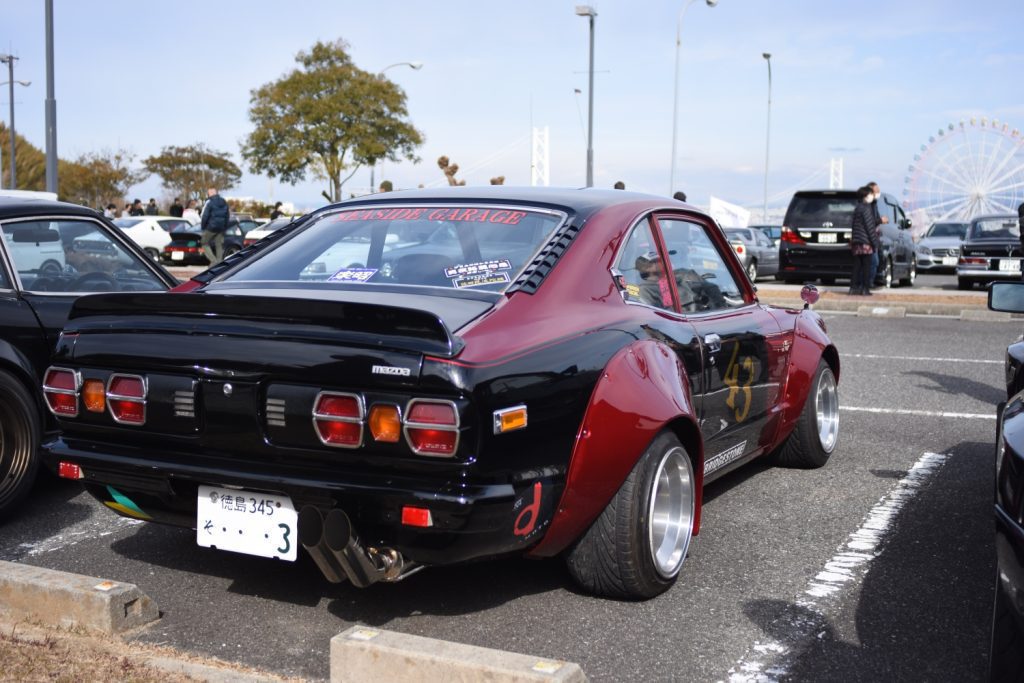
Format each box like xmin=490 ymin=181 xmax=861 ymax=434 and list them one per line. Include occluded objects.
xmin=2 ymin=1 xmax=1022 ymax=214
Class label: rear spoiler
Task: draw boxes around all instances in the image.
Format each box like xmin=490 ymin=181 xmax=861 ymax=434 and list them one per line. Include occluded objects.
xmin=66 ymin=293 xmax=464 ymax=358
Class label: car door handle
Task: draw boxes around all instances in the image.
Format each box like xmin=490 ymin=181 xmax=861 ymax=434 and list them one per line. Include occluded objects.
xmin=704 ymin=333 xmax=722 ymax=354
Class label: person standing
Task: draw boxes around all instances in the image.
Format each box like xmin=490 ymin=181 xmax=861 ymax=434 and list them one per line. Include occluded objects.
xmin=145 ymin=198 xmax=160 ymax=215
xmin=129 ymin=199 xmax=145 ymax=216
xmin=848 ymin=186 xmax=877 ymax=295
xmin=270 ymin=201 xmax=284 ymax=219
xmin=673 ymin=191 xmax=687 ymax=202
xmin=103 ymin=203 xmax=117 ymax=219
xmin=182 ymin=199 xmax=200 ymax=225
xmin=866 ymin=182 xmax=889 ymax=289
xmin=200 ymin=187 xmax=230 ymax=265
xmin=169 ymin=197 xmax=184 ymax=217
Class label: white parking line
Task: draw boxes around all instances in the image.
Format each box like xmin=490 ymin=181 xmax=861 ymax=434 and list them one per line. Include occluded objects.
xmin=845 ymin=353 xmax=1001 ymax=365
xmin=842 ymin=406 xmax=996 ymax=420
xmin=0 ymin=516 xmax=142 ymax=561
xmin=724 ymin=452 xmax=948 ymax=682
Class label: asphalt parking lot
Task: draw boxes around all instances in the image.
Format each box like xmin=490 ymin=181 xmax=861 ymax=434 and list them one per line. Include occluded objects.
xmin=1 ymin=307 xmax=1010 ymax=682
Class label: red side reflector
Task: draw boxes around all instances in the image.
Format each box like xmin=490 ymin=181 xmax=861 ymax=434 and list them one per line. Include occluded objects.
xmin=58 ymin=461 xmax=84 ymax=480
xmin=313 ymin=392 xmax=364 ymax=448
xmin=107 ymin=374 xmax=147 ymax=425
xmin=404 ymin=399 xmax=459 ymax=457
xmin=43 ymin=367 xmax=79 ymax=417
xmin=401 ymin=506 xmax=433 ymax=528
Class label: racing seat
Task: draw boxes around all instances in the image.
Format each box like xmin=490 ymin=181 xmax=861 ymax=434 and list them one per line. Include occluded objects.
xmin=391 ymin=253 xmax=453 ymax=287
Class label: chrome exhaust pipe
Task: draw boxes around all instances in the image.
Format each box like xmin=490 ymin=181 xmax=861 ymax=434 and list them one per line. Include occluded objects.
xmin=322 ymin=508 xmax=404 ymax=588
xmin=297 ymin=505 xmax=347 ymax=584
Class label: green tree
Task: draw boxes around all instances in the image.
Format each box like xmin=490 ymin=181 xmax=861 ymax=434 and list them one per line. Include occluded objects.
xmin=0 ymin=122 xmax=46 ymax=191
xmin=143 ymin=143 xmax=241 ymax=203
xmin=59 ymin=149 xmax=148 ymax=207
xmin=241 ymin=40 xmax=423 ymax=202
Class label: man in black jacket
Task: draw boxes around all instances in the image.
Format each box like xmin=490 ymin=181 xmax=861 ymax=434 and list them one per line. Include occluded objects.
xmin=866 ymin=182 xmax=889 ymax=288
xmin=200 ymin=187 xmax=230 ymax=265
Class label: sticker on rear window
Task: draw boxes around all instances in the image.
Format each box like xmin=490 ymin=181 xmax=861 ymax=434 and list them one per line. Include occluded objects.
xmin=328 ymin=268 xmax=377 ymax=283
xmin=452 ymin=272 xmax=511 ymax=289
xmin=444 ymin=259 xmax=512 ymax=279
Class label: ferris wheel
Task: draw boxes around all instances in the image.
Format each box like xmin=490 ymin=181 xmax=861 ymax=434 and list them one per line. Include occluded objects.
xmin=903 ymin=117 xmax=1024 ymax=226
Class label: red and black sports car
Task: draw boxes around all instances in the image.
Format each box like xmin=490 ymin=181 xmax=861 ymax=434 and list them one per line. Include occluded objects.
xmin=42 ymin=187 xmax=840 ymax=599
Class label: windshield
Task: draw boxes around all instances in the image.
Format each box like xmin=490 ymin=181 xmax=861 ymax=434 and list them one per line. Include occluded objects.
xmin=926 ymin=223 xmax=967 ymax=239
xmin=114 ymin=218 xmax=144 ymax=228
xmin=970 ymin=218 xmax=1020 ymax=240
xmin=784 ymin=194 xmax=858 ymax=228
xmin=226 ymin=205 xmax=566 ymax=292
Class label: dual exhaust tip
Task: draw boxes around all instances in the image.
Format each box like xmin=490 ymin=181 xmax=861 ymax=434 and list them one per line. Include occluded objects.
xmin=297 ymin=505 xmax=405 ymax=587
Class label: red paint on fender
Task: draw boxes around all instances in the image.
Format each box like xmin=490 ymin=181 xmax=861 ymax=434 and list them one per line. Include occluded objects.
xmin=528 ymin=339 xmax=704 ymax=558
xmin=169 ymin=279 xmax=202 ymax=293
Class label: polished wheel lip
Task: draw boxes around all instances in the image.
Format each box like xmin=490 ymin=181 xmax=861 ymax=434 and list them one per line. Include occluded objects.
xmin=0 ymin=397 xmax=31 ymax=508
xmin=647 ymin=446 xmax=695 ymax=579
xmin=814 ymin=368 xmax=840 ymax=453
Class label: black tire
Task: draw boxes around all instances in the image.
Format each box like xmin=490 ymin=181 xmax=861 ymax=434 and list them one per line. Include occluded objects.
xmin=0 ymin=369 xmax=41 ymax=520
xmin=990 ymin=576 xmax=1024 ymax=682
xmin=899 ymin=256 xmax=917 ymax=287
xmin=224 ymin=246 xmax=240 ymax=258
xmin=958 ymin=279 xmax=973 ymax=290
xmin=746 ymin=260 xmax=758 ymax=282
xmin=565 ymin=431 xmax=696 ymax=600
xmin=144 ymin=247 xmax=160 ymax=261
xmin=880 ymin=257 xmax=894 ymax=288
xmin=774 ymin=359 xmax=839 ymax=469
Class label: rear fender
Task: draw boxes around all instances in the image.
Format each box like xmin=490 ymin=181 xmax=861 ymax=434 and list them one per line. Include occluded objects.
xmin=773 ymin=309 xmax=839 ymax=444
xmin=527 ymin=339 xmax=703 ymax=558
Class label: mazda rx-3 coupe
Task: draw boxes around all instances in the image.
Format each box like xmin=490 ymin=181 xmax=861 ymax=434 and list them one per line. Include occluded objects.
xmin=42 ymin=187 xmax=840 ymax=599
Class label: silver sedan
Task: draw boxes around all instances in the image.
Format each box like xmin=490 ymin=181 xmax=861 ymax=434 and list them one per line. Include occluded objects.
xmin=724 ymin=227 xmax=780 ymax=281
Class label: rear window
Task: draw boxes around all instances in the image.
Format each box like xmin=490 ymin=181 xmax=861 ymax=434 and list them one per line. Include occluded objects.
xmin=114 ymin=218 xmax=144 ymax=228
xmin=970 ymin=218 xmax=1020 ymax=240
xmin=784 ymin=194 xmax=858 ymax=228
xmin=226 ymin=205 xmax=566 ymax=292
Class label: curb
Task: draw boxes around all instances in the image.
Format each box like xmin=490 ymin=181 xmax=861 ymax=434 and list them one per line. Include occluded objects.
xmin=0 ymin=560 xmax=159 ymax=634
xmin=331 ymin=626 xmax=587 ymax=683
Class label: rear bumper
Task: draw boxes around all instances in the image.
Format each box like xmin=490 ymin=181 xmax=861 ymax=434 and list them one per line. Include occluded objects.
xmin=957 ymin=265 xmax=1021 ymax=282
xmin=43 ymin=438 xmax=555 ymax=566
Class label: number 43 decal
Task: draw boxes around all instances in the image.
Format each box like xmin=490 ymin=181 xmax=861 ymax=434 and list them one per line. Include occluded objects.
xmin=723 ymin=342 xmax=755 ymax=423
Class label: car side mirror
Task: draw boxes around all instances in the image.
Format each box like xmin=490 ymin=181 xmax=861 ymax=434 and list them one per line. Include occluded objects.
xmin=989 ymin=281 xmax=1024 ymax=313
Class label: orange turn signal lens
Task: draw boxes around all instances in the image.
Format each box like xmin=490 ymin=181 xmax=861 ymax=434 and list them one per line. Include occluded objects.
xmin=83 ymin=379 xmax=106 ymax=413
xmin=493 ymin=405 xmax=528 ymax=434
xmin=369 ymin=404 xmax=402 ymax=443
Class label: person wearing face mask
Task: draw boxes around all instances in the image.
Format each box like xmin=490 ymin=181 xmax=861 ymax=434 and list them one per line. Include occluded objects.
xmin=865 ymin=182 xmax=889 ymax=289
xmin=849 ymin=186 xmax=878 ymax=295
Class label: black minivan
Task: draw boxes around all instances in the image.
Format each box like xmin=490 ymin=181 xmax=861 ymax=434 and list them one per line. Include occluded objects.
xmin=777 ymin=190 xmax=917 ymax=287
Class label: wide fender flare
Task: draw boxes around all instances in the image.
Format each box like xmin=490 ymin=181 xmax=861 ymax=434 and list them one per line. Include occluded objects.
xmin=528 ymin=339 xmax=703 ymax=558
xmin=0 ymin=338 xmax=48 ymax=425
xmin=775 ymin=309 xmax=840 ymax=443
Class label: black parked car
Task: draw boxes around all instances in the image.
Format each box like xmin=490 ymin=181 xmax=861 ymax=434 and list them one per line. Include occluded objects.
xmin=988 ymin=281 xmax=1024 ymax=681
xmin=0 ymin=196 xmax=175 ymax=518
xmin=161 ymin=220 xmax=248 ymax=266
xmin=778 ymin=190 xmax=916 ymax=288
xmin=956 ymin=214 xmax=1021 ymax=290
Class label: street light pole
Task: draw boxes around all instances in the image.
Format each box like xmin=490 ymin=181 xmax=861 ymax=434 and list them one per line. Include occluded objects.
xmin=575 ymin=6 xmax=596 ymax=187
xmin=762 ymin=52 xmax=772 ymax=222
xmin=371 ymin=61 xmax=422 ymax=192
xmin=0 ymin=55 xmax=20 ymax=189
xmin=669 ymin=0 xmax=717 ymax=196
xmin=45 ymin=0 xmax=58 ymax=194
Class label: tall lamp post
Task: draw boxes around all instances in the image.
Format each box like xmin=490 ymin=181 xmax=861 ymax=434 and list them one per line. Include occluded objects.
xmin=762 ymin=52 xmax=772 ymax=222
xmin=575 ymin=5 xmax=596 ymax=188
xmin=0 ymin=55 xmax=30 ymax=190
xmin=669 ymin=0 xmax=717 ymax=195
xmin=371 ymin=61 xmax=422 ymax=192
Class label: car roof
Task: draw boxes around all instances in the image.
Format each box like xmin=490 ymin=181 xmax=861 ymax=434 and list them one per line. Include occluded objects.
xmin=328 ymin=186 xmax=688 ymax=221
xmin=971 ymin=214 xmax=1018 ymax=223
xmin=0 ymin=196 xmax=102 ymax=220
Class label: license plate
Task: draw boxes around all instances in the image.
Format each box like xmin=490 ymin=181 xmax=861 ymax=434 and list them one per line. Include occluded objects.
xmin=941 ymin=256 xmax=958 ymax=266
xmin=196 ymin=485 xmax=297 ymax=561
xmin=171 ymin=251 xmax=185 ymax=261
xmin=818 ymin=232 xmax=837 ymax=244
xmin=999 ymin=259 xmax=1021 ymax=272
